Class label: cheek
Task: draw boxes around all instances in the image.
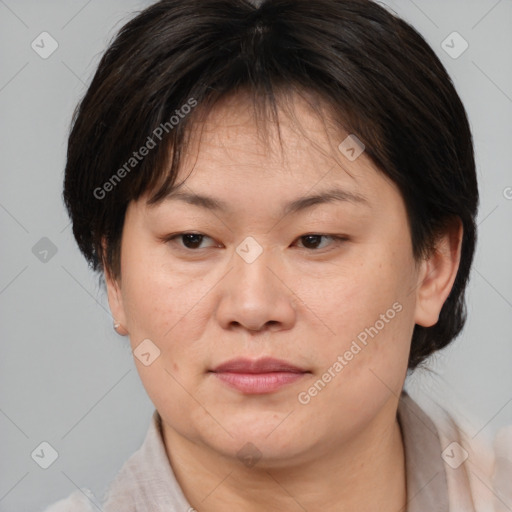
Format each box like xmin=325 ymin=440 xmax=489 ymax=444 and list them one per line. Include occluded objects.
xmin=304 ymin=241 xmax=415 ymax=385
xmin=309 ymin=247 xmax=410 ymax=335
xmin=120 ymin=243 xmax=187 ymax=327
xmin=120 ymin=257 xmax=217 ymax=379
xmin=296 ymin=289 xmax=413 ymax=436
xmin=119 ymin=259 xmax=211 ymax=424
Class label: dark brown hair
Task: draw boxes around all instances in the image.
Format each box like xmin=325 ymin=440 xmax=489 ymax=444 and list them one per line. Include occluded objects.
xmin=63 ymin=0 xmax=479 ymax=370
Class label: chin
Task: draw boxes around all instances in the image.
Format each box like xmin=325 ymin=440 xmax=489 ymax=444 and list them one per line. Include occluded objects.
xmin=213 ymin=435 xmax=309 ymax=470
xmin=204 ymin=412 xmax=313 ymax=463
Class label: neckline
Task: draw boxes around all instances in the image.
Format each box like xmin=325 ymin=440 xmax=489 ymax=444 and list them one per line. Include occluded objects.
xmin=396 ymin=391 xmax=450 ymax=511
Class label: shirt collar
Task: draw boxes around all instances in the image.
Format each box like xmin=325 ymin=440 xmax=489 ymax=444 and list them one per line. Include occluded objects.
xmin=397 ymin=390 xmax=450 ymax=511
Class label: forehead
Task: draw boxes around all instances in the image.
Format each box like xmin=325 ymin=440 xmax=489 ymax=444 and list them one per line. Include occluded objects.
xmin=143 ymin=90 xmax=402 ymax=219
xmin=174 ymin=92 xmax=378 ymax=190
xmin=183 ymin=91 xmax=348 ymax=175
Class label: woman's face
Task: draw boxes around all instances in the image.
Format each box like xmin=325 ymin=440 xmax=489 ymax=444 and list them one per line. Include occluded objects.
xmin=106 ymin=93 xmax=440 ymax=467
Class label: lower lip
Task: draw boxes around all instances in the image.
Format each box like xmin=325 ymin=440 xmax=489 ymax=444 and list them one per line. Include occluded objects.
xmin=212 ymin=372 xmax=306 ymax=394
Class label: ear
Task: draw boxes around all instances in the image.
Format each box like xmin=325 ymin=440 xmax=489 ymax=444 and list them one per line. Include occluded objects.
xmin=102 ymin=238 xmax=129 ymax=336
xmin=413 ymin=217 xmax=463 ymax=328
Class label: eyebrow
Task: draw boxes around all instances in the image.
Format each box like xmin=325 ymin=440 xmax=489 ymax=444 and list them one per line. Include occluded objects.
xmin=163 ymin=187 xmax=369 ymax=216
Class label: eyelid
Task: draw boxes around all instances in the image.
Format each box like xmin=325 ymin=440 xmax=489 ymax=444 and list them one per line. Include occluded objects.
xmin=295 ymin=234 xmax=348 ymax=250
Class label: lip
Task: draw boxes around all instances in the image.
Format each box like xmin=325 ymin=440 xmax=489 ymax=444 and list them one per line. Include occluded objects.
xmin=212 ymin=357 xmax=306 ymax=374
xmin=210 ymin=357 xmax=309 ymax=394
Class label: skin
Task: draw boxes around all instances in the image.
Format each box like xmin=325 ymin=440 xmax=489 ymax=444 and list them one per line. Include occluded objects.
xmin=105 ymin=91 xmax=462 ymax=511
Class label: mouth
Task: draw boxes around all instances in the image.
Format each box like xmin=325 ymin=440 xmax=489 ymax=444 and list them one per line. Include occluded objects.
xmin=209 ymin=357 xmax=310 ymax=394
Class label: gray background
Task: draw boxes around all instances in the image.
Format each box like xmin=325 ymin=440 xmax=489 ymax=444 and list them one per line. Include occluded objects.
xmin=0 ymin=1 xmax=511 ymax=510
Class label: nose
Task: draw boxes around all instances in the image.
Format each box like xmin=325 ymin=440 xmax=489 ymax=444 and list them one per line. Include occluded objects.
xmin=214 ymin=244 xmax=297 ymax=333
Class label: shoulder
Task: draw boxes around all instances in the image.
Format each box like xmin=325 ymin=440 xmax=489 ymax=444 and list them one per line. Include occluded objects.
xmin=41 ymin=410 xmax=190 ymax=511
xmin=41 ymin=489 xmax=99 ymax=512
xmin=40 ymin=412 xmax=156 ymax=512
xmin=443 ymin=418 xmax=512 ymax=512
xmin=403 ymin=391 xmax=512 ymax=512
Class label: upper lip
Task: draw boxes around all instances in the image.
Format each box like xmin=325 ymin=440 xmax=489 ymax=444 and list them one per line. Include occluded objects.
xmin=211 ymin=357 xmax=307 ymax=374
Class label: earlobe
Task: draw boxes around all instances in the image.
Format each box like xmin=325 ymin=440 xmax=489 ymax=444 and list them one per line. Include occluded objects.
xmin=413 ymin=218 xmax=463 ymax=328
xmin=113 ymin=319 xmax=129 ymax=336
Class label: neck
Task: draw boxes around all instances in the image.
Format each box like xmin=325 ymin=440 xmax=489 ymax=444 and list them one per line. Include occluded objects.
xmin=162 ymin=404 xmax=407 ymax=512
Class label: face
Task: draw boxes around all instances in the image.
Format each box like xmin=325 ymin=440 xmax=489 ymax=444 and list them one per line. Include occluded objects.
xmin=106 ymin=92 xmax=452 ymax=467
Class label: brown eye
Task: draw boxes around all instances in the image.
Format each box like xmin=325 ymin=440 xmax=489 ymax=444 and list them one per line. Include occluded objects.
xmin=297 ymin=234 xmax=346 ymax=250
xmin=180 ymin=233 xmax=204 ymax=249
xmin=165 ymin=232 xmax=216 ymax=250
xmin=300 ymin=235 xmax=324 ymax=249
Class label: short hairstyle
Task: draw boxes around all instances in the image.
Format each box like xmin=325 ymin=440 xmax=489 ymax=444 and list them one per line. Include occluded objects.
xmin=63 ymin=0 xmax=479 ymax=370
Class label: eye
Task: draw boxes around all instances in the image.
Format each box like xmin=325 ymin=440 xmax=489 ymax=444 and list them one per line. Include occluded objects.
xmin=162 ymin=232 xmax=347 ymax=252
xmin=165 ymin=232 xmax=217 ymax=250
xmin=295 ymin=234 xmax=347 ymax=250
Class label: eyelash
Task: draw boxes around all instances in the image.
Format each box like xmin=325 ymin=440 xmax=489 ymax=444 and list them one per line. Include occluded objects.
xmin=162 ymin=232 xmax=348 ymax=252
